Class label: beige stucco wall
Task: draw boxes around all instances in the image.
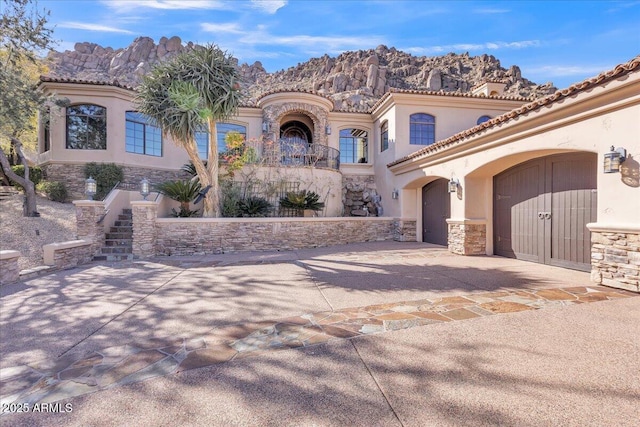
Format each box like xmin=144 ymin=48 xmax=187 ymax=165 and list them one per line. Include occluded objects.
xmin=389 ymin=69 xmax=640 ymax=251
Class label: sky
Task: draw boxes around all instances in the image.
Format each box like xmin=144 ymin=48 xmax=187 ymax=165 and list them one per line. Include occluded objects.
xmin=36 ymin=0 xmax=640 ymax=89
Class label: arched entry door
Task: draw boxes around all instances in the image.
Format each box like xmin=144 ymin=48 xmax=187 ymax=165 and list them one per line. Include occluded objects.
xmin=422 ymin=179 xmax=450 ymax=245
xmin=494 ymin=152 xmax=597 ymax=271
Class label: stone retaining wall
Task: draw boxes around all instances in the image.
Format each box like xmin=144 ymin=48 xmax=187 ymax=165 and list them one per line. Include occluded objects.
xmin=43 ymin=240 xmax=93 ymax=270
xmin=447 ymin=221 xmax=486 ymax=255
xmin=590 ymin=230 xmax=640 ymax=293
xmin=0 ymin=251 xmax=21 ymax=285
xmin=42 ymin=163 xmax=188 ymax=200
xmin=393 ymin=219 xmax=417 ymax=242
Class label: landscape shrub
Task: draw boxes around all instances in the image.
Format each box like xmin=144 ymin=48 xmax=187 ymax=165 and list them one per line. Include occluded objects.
xmin=237 ymin=196 xmax=272 ymax=217
xmin=37 ymin=180 xmax=68 ymax=202
xmin=84 ymin=163 xmax=124 ymax=200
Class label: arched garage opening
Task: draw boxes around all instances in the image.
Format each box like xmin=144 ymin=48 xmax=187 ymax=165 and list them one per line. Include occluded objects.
xmin=493 ymin=152 xmax=597 ymax=271
xmin=422 ymin=178 xmax=450 ymax=245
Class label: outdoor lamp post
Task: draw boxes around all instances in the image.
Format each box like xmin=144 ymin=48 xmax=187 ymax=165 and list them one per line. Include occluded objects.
xmin=603 ymin=146 xmax=627 ymax=173
xmin=140 ymin=178 xmax=150 ymax=200
xmin=85 ymin=176 xmax=97 ymax=200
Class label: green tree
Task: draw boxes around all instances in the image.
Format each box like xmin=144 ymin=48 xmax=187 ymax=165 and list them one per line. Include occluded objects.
xmin=136 ymin=45 xmax=241 ymax=217
xmin=0 ymin=0 xmax=54 ymax=216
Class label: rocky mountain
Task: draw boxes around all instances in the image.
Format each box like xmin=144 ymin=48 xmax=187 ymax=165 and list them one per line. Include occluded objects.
xmin=46 ymin=36 xmax=557 ymax=112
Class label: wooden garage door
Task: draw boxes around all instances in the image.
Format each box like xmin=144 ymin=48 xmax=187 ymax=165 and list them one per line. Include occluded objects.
xmin=494 ymin=153 xmax=597 ymax=271
xmin=422 ymin=179 xmax=450 ymax=246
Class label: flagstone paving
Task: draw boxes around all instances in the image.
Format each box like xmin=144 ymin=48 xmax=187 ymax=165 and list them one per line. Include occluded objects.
xmin=0 ymin=284 xmax=635 ymax=408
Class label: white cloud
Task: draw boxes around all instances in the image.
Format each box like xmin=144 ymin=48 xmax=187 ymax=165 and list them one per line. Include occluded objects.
xmin=250 ymin=0 xmax=287 ymax=14
xmin=405 ymin=40 xmax=540 ymax=55
xmin=201 ymin=22 xmax=244 ymax=34
xmin=58 ymin=22 xmax=135 ymax=34
xmin=102 ymin=0 xmax=226 ymax=12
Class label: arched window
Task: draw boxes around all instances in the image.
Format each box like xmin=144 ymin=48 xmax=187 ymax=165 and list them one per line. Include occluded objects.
xmin=125 ymin=112 xmax=162 ymax=156
xmin=195 ymin=123 xmax=247 ymax=159
xmin=66 ymin=104 xmax=106 ymax=149
xmin=380 ymin=121 xmax=389 ymax=152
xmin=409 ymin=113 xmax=435 ymax=146
xmin=340 ymin=128 xmax=368 ymax=163
xmin=477 ymin=115 xmax=491 ymax=125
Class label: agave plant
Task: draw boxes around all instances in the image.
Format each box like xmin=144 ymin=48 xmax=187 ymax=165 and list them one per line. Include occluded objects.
xmin=156 ymin=179 xmax=202 ymax=217
xmin=279 ymin=190 xmax=325 ymax=212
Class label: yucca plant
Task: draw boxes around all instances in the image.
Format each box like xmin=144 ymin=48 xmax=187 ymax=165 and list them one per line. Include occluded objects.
xmin=156 ymin=179 xmax=202 ymax=217
xmin=238 ymin=196 xmax=272 ymax=217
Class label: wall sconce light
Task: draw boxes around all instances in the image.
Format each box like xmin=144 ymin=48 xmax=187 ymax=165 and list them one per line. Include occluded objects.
xmin=85 ymin=176 xmax=97 ymax=200
xmin=448 ymin=177 xmax=460 ymax=193
xmin=140 ymin=177 xmax=150 ymax=200
xmin=603 ymin=146 xmax=627 ymax=173
xmin=325 ymin=125 xmax=332 ymax=135
xmin=262 ymin=121 xmax=270 ymax=133
xmin=391 ymin=188 xmax=399 ymax=199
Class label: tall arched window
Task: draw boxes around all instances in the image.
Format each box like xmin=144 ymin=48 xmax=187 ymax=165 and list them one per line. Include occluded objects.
xmin=66 ymin=104 xmax=106 ymax=149
xmin=409 ymin=113 xmax=435 ymax=146
xmin=380 ymin=121 xmax=389 ymax=152
xmin=340 ymin=128 xmax=368 ymax=163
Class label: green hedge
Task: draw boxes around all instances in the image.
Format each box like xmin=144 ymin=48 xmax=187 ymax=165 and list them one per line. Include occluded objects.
xmin=84 ymin=163 xmax=124 ymax=200
xmin=37 ymin=180 xmax=68 ymax=203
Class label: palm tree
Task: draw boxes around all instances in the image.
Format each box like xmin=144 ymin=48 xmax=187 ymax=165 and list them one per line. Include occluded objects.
xmin=136 ymin=45 xmax=241 ymax=217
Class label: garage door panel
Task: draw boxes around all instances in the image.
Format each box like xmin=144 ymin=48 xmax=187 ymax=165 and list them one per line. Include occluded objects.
xmin=495 ymin=153 xmax=596 ymax=271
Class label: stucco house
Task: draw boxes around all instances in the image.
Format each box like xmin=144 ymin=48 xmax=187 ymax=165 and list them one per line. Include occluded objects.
xmin=35 ymin=55 xmax=640 ymax=292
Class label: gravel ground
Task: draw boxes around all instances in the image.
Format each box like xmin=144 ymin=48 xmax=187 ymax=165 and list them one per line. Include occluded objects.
xmin=0 ymin=188 xmax=76 ymax=270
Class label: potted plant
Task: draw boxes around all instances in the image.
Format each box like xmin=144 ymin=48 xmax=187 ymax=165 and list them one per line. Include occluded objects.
xmin=279 ymin=190 xmax=325 ymax=217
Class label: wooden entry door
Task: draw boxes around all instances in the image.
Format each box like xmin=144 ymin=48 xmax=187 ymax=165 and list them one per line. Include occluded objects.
xmin=422 ymin=179 xmax=450 ymax=245
xmin=494 ymin=153 xmax=597 ymax=271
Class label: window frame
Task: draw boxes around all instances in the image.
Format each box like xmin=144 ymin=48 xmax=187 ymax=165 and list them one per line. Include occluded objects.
xmin=125 ymin=111 xmax=163 ymax=157
xmin=196 ymin=122 xmax=247 ymax=160
xmin=380 ymin=121 xmax=389 ymax=152
xmin=409 ymin=113 xmax=435 ymax=146
xmin=477 ymin=115 xmax=492 ymax=125
xmin=339 ymin=128 xmax=369 ymax=164
xmin=65 ymin=104 xmax=107 ymax=150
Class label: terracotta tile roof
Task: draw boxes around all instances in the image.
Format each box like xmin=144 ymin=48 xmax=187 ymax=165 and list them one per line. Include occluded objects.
xmin=370 ymin=87 xmax=531 ymax=113
xmin=388 ymin=55 xmax=640 ymax=168
xmin=39 ymin=75 xmax=137 ymax=91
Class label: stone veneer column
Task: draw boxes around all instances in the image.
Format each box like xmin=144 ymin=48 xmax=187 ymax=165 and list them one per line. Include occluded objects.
xmin=73 ymin=200 xmax=106 ymax=257
xmin=393 ymin=219 xmax=417 ymax=242
xmin=0 ymin=250 xmax=21 ymax=285
xmin=446 ymin=220 xmax=487 ymax=255
xmin=131 ymin=201 xmax=158 ymax=258
xmin=588 ymin=225 xmax=640 ymax=293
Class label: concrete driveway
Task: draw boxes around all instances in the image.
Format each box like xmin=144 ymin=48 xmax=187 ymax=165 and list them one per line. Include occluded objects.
xmin=1 ymin=242 xmax=638 ymax=426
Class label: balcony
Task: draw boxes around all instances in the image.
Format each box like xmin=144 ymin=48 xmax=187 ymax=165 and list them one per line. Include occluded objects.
xmin=228 ymin=138 xmax=340 ymax=170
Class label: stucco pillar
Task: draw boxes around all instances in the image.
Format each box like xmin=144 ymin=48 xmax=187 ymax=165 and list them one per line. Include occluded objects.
xmin=131 ymin=200 xmax=158 ymax=258
xmin=0 ymin=250 xmax=21 ymax=285
xmin=73 ymin=200 xmax=106 ymax=257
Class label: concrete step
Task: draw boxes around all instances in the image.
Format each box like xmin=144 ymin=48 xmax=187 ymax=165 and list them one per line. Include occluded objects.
xmin=114 ymin=220 xmax=132 ymax=227
xmin=104 ymin=239 xmax=132 ymax=247
xmin=122 ymin=209 xmax=132 ymax=215
xmin=106 ymin=232 xmax=133 ymax=240
xmin=93 ymin=254 xmax=133 ymax=262
xmin=110 ymin=226 xmax=133 ymax=233
xmin=101 ymin=246 xmax=133 ymax=254
xmin=118 ymin=214 xmax=132 ymax=221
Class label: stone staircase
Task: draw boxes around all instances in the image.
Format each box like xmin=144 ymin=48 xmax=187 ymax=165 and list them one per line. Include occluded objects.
xmin=94 ymin=209 xmax=133 ymax=262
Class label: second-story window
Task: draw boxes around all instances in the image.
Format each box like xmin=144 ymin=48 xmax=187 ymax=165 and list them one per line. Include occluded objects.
xmin=196 ymin=123 xmax=247 ymax=160
xmin=66 ymin=104 xmax=107 ymax=149
xmin=477 ymin=115 xmax=491 ymax=125
xmin=125 ymin=112 xmax=162 ymax=157
xmin=340 ymin=128 xmax=368 ymax=164
xmin=409 ymin=113 xmax=435 ymax=146
xmin=381 ymin=121 xmax=389 ymax=152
